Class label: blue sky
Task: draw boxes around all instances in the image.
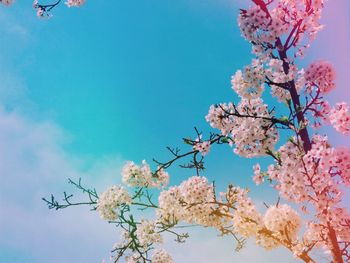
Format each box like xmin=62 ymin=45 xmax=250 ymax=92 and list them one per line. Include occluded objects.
xmin=0 ymin=0 xmax=349 ymax=262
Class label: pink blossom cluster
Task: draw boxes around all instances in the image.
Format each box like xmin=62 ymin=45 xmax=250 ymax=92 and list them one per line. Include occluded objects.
xmin=193 ymin=140 xmax=210 ymax=156
xmin=324 ymin=207 xmax=350 ymax=242
xmin=65 ymin=0 xmax=85 ymax=7
xmin=329 ymin=102 xmax=350 ymax=135
xmin=264 ymin=136 xmax=346 ymax=204
xmin=303 ymin=208 xmax=350 ymax=251
xmin=307 ymin=100 xmax=331 ymax=129
xmin=238 ymin=0 xmax=324 ymax=58
xmin=274 ymin=0 xmax=324 ymax=42
xmin=302 ymin=222 xmax=328 ymax=249
xmin=334 ymin=147 xmax=350 ymax=185
xmin=254 ymin=135 xmax=350 ymax=248
xmin=125 ymin=255 xmax=138 ymax=263
xmin=0 ymin=0 xmax=13 ymax=5
xmin=238 ymin=5 xmax=289 ymax=45
xmin=267 ymin=139 xmax=310 ymax=203
xmin=231 ymin=58 xmax=306 ymax=103
xmin=32 ymin=1 xmax=44 ymax=17
xmin=121 ymin=160 xmax=169 ymax=188
xmin=306 ymin=99 xmax=350 ymax=134
xmin=192 ymin=135 xmax=211 ymax=156
xmin=305 ymin=61 xmax=336 ymax=93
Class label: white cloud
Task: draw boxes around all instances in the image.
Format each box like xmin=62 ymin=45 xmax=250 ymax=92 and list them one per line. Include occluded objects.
xmin=0 ymin=106 xmax=124 ymax=263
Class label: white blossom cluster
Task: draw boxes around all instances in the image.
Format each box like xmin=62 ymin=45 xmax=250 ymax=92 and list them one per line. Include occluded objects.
xmin=231 ymin=187 xmax=263 ymax=238
xmin=121 ymin=160 xmax=169 ymax=188
xmin=97 ymin=185 xmax=132 ymax=221
xmin=255 ymin=233 xmax=281 ymax=250
xmin=117 ymin=232 xmax=168 ymax=263
xmin=234 ymin=98 xmax=278 ymax=157
xmin=231 ymin=58 xmax=306 ymax=104
xmin=265 ymin=59 xmax=302 ymax=102
xmin=151 ymin=249 xmax=173 ymax=263
xmin=207 ymin=98 xmax=278 ymax=158
xmin=228 ymin=186 xmax=281 ymax=250
xmin=252 ymin=163 xmax=263 ymax=185
xmin=263 ymin=204 xmax=301 ymax=241
xmin=206 ymin=103 xmax=236 ymax=136
xmin=267 ymin=139 xmax=308 ymax=202
xmin=125 ymin=254 xmax=138 ymax=263
xmin=135 ymin=219 xmax=162 ymax=247
xmin=231 ymin=59 xmax=265 ymax=99
xmin=266 ymin=59 xmax=295 ymax=83
xmin=157 ymin=176 xmax=226 ymax=228
xmin=157 ymin=186 xmax=184 ymax=224
xmin=229 ymin=187 xmax=300 ymax=251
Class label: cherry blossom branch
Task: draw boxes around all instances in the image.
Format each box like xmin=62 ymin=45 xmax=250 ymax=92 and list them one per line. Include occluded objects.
xmin=284 ymin=19 xmax=303 ymax=50
xmin=218 ymin=103 xmax=293 ymax=129
xmin=33 ymin=0 xmax=62 ymax=17
xmin=153 ymin=132 xmax=227 ymax=176
xmin=35 ymin=0 xmax=61 ymax=11
xmin=252 ymin=0 xmax=312 ymax=151
xmin=42 ymin=178 xmax=98 ymax=210
xmin=265 ymin=77 xmax=289 ymax=90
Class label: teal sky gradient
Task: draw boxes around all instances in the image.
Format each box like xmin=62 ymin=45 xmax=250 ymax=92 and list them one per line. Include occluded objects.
xmin=12 ymin=0 xmax=248 ymax=157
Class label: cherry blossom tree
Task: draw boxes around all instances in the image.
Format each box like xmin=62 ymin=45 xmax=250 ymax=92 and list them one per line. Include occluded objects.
xmin=3 ymin=0 xmax=350 ymax=262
